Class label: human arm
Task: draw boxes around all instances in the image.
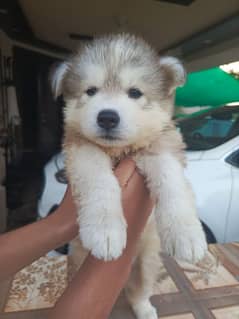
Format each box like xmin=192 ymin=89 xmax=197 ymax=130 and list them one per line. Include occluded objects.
xmin=0 ymin=187 xmax=78 ymax=281
xmin=49 ymin=158 xmax=154 ymax=319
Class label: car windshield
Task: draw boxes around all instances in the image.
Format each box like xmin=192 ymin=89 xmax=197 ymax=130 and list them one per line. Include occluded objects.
xmin=177 ymin=107 xmax=239 ymax=151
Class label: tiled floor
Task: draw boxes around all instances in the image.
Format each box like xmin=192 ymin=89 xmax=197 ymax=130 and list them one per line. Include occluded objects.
xmin=1 ymin=244 xmax=239 ymax=319
xmin=212 ymin=305 xmax=239 ymax=319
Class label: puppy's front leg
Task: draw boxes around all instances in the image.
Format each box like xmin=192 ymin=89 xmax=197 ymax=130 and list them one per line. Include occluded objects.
xmin=136 ymin=152 xmax=207 ymax=263
xmin=66 ymin=143 xmax=126 ymax=261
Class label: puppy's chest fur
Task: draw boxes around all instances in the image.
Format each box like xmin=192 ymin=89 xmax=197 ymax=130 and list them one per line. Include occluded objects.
xmin=101 ymin=145 xmax=143 ymax=167
xmin=64 ymin=125 xmax=186 ymax=168
xmin=64 ymin=127 xmax=144 ymax=165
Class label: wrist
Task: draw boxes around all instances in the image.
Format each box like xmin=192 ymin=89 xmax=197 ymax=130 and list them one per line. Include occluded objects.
xmin=48 ymin=207 xmax=79 ymax=246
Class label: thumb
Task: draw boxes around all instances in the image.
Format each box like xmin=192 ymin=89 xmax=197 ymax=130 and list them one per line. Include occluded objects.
xmin=114 ymin=158 xmax=136 ymax=188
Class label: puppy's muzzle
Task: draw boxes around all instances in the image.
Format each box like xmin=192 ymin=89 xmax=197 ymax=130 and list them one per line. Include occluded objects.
xmin=97 ymin=110 xmax=120 ymax=130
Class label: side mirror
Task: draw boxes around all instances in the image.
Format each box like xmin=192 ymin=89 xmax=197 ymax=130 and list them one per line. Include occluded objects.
xmin=225 ymin=150 xmax=239 ymax=168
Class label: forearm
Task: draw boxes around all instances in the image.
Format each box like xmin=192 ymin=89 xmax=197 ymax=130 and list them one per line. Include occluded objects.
xmin=49 ymin=167 xmax=153 ymax=319
xmin=49 ymin=241 xmax=136 ymax=319
xmin=0 ymin=209 xmax=77 ymax=281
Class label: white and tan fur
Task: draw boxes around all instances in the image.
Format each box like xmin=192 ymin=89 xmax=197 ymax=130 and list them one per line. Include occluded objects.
xmin=52 ymin=34 xmax=207 ymax=319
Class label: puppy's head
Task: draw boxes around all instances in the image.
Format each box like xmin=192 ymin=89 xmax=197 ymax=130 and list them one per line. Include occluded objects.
xmin=52 ymin=34 xmax=185 ymax=148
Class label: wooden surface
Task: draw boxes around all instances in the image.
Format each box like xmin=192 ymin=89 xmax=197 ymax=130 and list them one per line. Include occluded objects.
xmin=0 ymin=243 xmax=239 ymax=319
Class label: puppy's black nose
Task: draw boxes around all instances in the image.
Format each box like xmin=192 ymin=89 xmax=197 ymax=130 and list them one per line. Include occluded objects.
xmin=97 ymin=110 xmax=120 ymax=129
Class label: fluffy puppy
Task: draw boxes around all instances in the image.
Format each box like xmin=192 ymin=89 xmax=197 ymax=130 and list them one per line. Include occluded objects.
xmin=52 ymin=34 xmax=207 ymax=319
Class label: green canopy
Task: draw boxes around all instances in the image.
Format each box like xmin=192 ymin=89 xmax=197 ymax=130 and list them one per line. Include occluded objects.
xmin=175 ymin=67 xmax=239 ymax=107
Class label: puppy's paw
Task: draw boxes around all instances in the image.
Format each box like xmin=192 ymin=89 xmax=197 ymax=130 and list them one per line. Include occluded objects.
xmin=133 ymin=300 xmax=158 ymax=319
xmin=79 ymin=215 xmax=127 ymax=261
xmin=162 ymin=221 xmax=207 ymax=264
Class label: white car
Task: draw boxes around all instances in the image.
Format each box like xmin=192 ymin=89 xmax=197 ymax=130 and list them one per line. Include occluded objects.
xmin=180 ymin=105 xmax=239 ymax=243
xmin=38 ymin=106 xmax=239 ymax=244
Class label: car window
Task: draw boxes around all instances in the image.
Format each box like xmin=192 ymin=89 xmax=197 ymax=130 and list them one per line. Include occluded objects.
xmin=178 ymin=108 xmax=239 ymax=151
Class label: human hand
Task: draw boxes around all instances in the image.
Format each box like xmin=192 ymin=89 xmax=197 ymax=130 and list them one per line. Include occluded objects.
xmin=54 ymin=186 xmax=79 ymax=241
xmin=115 ymin=158 xmax=154 ymax=250
xmin=53 ymin=158 xmax=153 ymax=249
xmin=49 ymin=159 xmax=154 ymax=319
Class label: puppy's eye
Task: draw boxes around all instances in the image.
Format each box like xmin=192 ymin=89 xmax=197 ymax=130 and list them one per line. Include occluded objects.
xmin=86 ymin=87 xmax=98 ymax=96
xmin=128 ymin=88 xmax=143 ymax=99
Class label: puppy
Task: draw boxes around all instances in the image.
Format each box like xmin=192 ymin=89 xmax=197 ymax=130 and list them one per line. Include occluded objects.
xmin=52 ymin=34 xmax=207 ymax=319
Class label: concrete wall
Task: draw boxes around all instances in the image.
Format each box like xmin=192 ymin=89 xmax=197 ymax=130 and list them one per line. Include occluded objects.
xmin=185 ymin=38 xmax=239 ymax=72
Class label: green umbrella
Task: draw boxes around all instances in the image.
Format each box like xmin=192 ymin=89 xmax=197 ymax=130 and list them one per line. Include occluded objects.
xmin=175 ymin=67 xmax=239 ymax=107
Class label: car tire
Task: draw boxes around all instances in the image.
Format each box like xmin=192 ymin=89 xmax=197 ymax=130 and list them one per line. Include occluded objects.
xmin=201 ymin=221 xmax=217 ymax=244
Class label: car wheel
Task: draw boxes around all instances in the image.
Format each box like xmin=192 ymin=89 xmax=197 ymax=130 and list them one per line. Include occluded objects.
xmin=47 ymin=204 xmax=69 ymax=255
xmin=201 ymin=221 xmax=217 ymax=244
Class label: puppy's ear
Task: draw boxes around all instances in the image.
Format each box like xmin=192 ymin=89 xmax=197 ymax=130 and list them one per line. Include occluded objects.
xmin=159 ymin=57 xmax=186 ymax=95
xmin=50 ymin=62 xmax=69 ymax=99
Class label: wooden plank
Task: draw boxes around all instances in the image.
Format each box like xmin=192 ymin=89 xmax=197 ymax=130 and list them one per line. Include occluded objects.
xmin=204 ymin=295 xmax=239 ymax=310
xmin=151 ymin=293 xmax=192 ymax=316
xmin=224 ymin=244 xmax=239 ymax=275
xmin=215 ymin=245 xmax=239 ymax=277
xmin=161 ymin=255 xmax=195 ymax=294
xmin=195 ymin=285 xmax=239 ymax=300
xmin=184 ymin=263 xmax=238 ymax=290
xmin=0 ymin=280 xmax=12 ymax=312
xmin=158 ymin=255 xmax=217 ymax=319
xmin=191 ymin=302 xmax=215 ymax=319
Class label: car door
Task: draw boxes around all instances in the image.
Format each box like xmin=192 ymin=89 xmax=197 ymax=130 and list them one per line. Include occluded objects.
xmin=225 ymin=147 xmax=239 ymax=243
xmin=182 ymin=107 xmax=239 ymax=243
xmin=185 ymin=153 xmax=232 ymax=243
